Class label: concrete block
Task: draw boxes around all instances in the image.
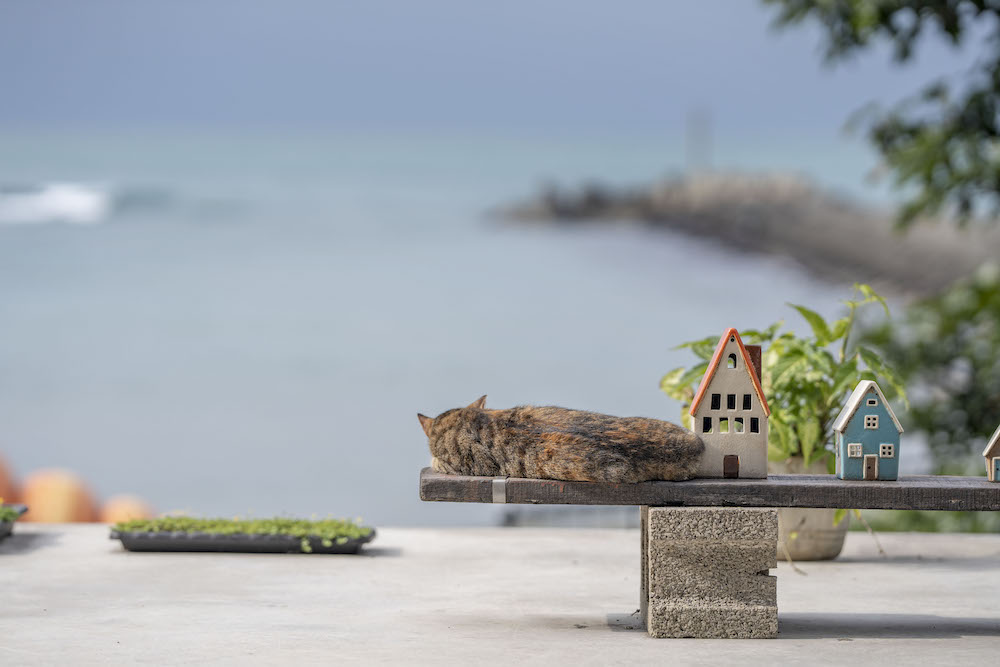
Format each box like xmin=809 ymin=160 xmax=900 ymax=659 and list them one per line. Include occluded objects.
xmin=646 ymin=506 xmax=778 ymax=541
xmin=648 ymin=564 xmax=776 ymax=607
xmin=647 ymin=602 xmax=778 ymax=639
xmin=649 ymin=540 xmax=777 ymax=574
xmin=643 ymin=506 xmax=778 ymax=639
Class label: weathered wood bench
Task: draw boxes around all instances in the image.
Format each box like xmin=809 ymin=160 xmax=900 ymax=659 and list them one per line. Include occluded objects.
xmin=420 ymin=468 xmax=1000 ymax=638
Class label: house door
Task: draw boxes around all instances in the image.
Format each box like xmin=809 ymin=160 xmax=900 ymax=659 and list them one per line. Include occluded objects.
xmin=863 ymin=455 xmax=878 ymax=481
xmin=723 ymin=455 xmax=740 ymax=479
xmin=993 ymin=457 xmax=1000 ymax=482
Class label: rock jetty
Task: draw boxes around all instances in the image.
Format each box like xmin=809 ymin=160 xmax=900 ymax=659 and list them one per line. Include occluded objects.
xmin=499 ymin=173 xmax=1000 ymax=295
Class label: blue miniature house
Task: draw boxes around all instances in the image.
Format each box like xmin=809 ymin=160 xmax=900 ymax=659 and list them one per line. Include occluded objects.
xmin=833 ymin=381 xmax=903 ymax=481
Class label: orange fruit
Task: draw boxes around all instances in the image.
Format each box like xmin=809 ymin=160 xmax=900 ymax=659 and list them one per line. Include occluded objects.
xmin=21 ymin=469 xmax=98 ymax=522
xmin=0 ymin=455 xmax=17 ymax=503
xmin=100 ymin=495 xmax=153 ymax=524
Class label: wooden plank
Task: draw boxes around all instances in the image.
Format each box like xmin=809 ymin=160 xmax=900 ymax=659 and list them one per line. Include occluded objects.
xmin=419 ymin=468 xmax=1000 ymax=511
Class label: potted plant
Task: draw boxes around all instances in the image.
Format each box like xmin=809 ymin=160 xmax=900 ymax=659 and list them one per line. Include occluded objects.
xmin=111 ymin=516 xmax=376 ymax=554
xmin=660 ymin=284 xmax=907 ymax=560
xmin=0 ymin=500 xmax=27 ymax=541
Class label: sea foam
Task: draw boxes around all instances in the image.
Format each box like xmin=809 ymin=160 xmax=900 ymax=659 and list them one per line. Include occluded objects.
xmin=0 ymin=183 xmax=111 ymax=225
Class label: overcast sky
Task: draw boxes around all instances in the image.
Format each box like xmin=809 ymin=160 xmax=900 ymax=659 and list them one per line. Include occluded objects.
xmin=0 ymin=1 xmax=988 ymax=136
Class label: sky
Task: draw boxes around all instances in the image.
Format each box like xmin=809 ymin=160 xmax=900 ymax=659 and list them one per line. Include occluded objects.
xmin=0 ymin=1 xmax=989 ymax=137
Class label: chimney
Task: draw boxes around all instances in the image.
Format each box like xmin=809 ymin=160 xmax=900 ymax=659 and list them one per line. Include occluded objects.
xmin=746 ymin=345 xmax=762 ymax=383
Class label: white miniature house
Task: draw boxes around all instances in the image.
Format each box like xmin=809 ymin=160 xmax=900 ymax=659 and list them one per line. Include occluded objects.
xmin=689 ymin=328 xmax=769 ymax=479
xmin=983 ymin=424 xmax=1000 ymax=482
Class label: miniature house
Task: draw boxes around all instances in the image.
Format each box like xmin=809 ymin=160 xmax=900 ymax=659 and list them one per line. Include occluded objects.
xmin=689 ymin=328 xmax=769 ymax=479
xmin=983 ymin=424 xmax=1000 ymax=482
xmin=833 ymin=381 xmax=903 ymax=481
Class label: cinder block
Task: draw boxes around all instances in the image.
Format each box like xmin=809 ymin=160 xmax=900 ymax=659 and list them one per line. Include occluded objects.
xmin=648 ymin=565 xmax=775 ymax=607
xmin=647 ymin=602 xmax=778 ymax=639
xmin=647 ymin=506 xmax=778 ymax=541
xmin=649 ymin=540 xmax=777 ymax=575
xmin=643 ymin=506 xmax=778 ymax=639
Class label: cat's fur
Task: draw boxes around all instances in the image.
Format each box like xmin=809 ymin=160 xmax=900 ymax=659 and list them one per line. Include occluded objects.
xmin=418 ymin=396 xmax=704 ymax=483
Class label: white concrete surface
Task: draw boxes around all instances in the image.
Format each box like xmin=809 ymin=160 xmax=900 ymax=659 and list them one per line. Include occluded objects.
xmin=1 ymin=524 xmax=999 ymax=665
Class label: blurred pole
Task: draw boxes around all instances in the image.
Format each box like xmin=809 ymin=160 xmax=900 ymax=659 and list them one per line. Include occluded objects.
xmin=685 ymin=108 xmax=713 ymax=174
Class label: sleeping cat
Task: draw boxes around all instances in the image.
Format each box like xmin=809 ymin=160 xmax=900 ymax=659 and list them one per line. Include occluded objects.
xmin=418 ymin=396 xmax=704 ymax=483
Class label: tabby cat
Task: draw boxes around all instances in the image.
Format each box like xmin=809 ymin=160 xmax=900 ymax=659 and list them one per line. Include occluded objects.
xmin=418 ymin=396 xmax=703 ymax=482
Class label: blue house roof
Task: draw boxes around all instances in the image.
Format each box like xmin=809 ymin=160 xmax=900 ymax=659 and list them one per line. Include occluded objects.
xmin=832 ymin=381 xmax=903 ymax=434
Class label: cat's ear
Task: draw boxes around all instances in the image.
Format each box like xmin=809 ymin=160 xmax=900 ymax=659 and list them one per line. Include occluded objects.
xmin=467 ymin=395 xmax=487 ymax=409
xmin=417 ymin=413 xmax=434 ymax=436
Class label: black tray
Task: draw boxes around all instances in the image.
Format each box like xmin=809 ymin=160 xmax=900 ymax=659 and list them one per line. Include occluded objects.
xmin=110 ymin=527 xmax=376 ymax=554
xmin=0 ymin=504 xmax=28 ymax=540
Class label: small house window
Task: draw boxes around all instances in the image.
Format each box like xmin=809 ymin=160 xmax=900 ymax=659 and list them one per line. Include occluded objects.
xmin=702 ymin=417 xmax=712 ymax=433
xmin=750 ymin=417 xmax=759 ymax=433
xmin=727 ymin=353 xmax=737 ymax=369
xmin=867 ymin=397 xmax=878 ymax=406
xmin=711 ymin=394 xmax=721 ymax=410
xmin=864 ymin=415 xmax=879 ymax=430
xmin=719 ymin=418 xmax=729 ymax=434
xmin=734 ymin=417 xmax=744 ymax=433
xmin=727 ymin=394 xmax=736 ymax=410
xmin=880 ymin=444 xmax=894 ymax=458
xmin=742 ymin=394 xmax=752 ymax=410
xmin=847 ymin=443 xmax=863 ymax=458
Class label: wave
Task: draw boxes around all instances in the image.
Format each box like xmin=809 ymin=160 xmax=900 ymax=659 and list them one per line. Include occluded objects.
xmin=0 ymin=182 xmax=185 ymax=226
xmin=0 ymin=183 xmax=111 ymax=225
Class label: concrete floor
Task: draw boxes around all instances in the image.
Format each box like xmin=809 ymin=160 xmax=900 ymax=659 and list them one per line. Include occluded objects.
xmin=1 ymin=524 xmax=999 ymax=665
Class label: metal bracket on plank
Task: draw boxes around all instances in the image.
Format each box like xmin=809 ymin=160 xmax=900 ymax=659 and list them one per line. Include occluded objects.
xmin=492 ymin=477 xmax=508 ymax=503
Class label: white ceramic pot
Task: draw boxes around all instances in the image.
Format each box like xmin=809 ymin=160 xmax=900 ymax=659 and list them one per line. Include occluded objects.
xmin=770 ymin=457 xmax=849 ymax=561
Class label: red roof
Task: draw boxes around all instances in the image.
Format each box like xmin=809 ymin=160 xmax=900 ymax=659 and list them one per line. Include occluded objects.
xmin=688 ymin=328 xmax=770 ymax=417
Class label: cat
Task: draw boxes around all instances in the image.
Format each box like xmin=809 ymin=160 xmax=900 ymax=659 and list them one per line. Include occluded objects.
xmin=418 ymin=396 xmax=704 ymax=483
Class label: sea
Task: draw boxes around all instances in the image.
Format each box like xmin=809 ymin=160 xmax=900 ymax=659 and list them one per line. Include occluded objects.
xmin=0 ymin=129 xmax=902 ymax=525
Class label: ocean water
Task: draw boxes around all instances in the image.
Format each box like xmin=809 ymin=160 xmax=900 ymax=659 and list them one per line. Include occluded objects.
xmin=0 ymin=130 xmax=866 ymax=525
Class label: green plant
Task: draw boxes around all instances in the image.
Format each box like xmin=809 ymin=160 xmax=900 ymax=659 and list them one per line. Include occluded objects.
xmin=661 ymin=284 xmax=908 ymax=471
xmin=857 ymin=264 xmax=1000 ymax=534
xmin=114 ymin=516 xmax=372 ymax=553
xmin=766 ymin=0 xmax=1000 ymax=226
xmin=865 ymin=263 xmax=1000 ymax=474
xmin=858 ymin=508 xmax=1000 ymax=533
xmin=0 ymin=502 xmax=19 ymax=523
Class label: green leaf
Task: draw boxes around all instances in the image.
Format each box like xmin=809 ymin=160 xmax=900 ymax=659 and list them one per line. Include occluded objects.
xmin=768 ymin=445 xmax=791 ymax=462
xmin=796 ymin=420 xmax=821 ymax=466
xmin=674 ymin=336 xmax=722 ymax=361
xmin=800 ymin=345 xmax=836 ymax=376
xmin=676 ymin=362 xmax=710 ymax=393
xmin=789 ymin=303 xmax=832 ymax=344
xmin=833 ymin=508 xmax=848 ymax=525
xmin=857 ymin=346 xmax=910 ymax=408
xmin=741 ymin=322 xmax=784 ymax=344
xmin=828 ymin=356 xmax=860 ymax=407
xmin=855 ymin=283 xmax=890 ymax=317
xmin=659 ymin=367 xmax=690 ymax=400
xmin=829 ymin=317 xmax=850 ymax=341
xmin=769 ymin=348 xmax=809 ymax=386
xmin=768 ymin=418 xmax=794 ymax=458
